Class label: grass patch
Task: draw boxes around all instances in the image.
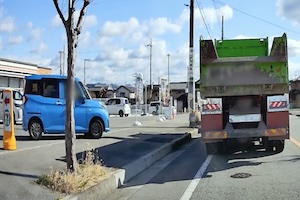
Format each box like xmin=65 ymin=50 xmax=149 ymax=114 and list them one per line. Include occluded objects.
xmin=36 ymin=148 xmax=114 ymax=194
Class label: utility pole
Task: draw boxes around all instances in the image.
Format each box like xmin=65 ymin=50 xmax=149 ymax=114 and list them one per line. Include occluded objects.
xmin=84 ymin=59 xmax=90 ymax=85
xmin=59 ymin=50 xmax=63 ymax=75
xmin=63 ymin=45 xmax=66 ymax=75
xmin=221 ymin=15 xmax=224 ymax=40
xmin=144 ymin=81 xmax=148 ymax=115
xmin=187 ymin=0 xmax=195 ymax=126
xmin=167 ymin=53 xmax=170 ymax=97
xmin=147 ymin=38 xmax=153 ymax=99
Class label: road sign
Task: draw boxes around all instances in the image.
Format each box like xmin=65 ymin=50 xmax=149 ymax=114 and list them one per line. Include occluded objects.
xmin=2 ymin=89 xmax=16 ymax=150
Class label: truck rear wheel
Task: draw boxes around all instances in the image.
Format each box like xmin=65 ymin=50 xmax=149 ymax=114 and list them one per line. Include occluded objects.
xmin=274 ymin=140 xmax=285 ymax=153
xmin=266 ymin=140 xmax=274 ymax=152
xmin=205 ymin=143 xmax=217 ymax=154
xmin=206 ymin=142 xmax=227 ymax=154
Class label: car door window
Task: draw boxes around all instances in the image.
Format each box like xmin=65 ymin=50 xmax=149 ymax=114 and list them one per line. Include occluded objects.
xmin=106 ymin=99 xmax=113 ymax=105
xmin=43 ymin=79 xmax=59 ymax=98
xmin=24 ymin=80 xmax=42 ymax=95
xmin=115 ymin=99 xmax=121 ymax=105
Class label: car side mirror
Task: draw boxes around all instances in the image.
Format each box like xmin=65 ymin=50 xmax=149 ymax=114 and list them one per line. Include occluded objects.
xmin=77 ymin=96 xmax=85 ymax=104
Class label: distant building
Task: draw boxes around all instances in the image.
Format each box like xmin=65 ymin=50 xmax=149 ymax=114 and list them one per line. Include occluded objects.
xmin=289 ymin=78 xmax=300 ymax=108
xmin=0 ymin=57 xmax=51 ymax=89
xmin=86 ymin=83 xmax=116 ymax=98
xmin=115 ymin=85 xmax=136 ymax=104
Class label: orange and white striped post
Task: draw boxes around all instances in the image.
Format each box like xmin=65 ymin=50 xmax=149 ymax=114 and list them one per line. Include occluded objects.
xmin=2 ymin=89 xmax=16 ymax=150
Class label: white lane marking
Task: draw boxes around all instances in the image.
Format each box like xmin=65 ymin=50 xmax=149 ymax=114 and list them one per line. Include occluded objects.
xmin=0 ymin=141 xmax=64 ymax=155
xmin=290 ymin=137 xmax=300 ymax=148
xmin=180 ymin=155 xmax=213 ymax=200
xmin=0 ymin=127 xmax=134 ymax=155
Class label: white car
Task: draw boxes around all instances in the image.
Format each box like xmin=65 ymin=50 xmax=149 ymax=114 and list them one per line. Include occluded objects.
xmin=105 ymin=97 xmax=131 ymax=117
xmin=0 ymin=89 xmax=23 ymax=124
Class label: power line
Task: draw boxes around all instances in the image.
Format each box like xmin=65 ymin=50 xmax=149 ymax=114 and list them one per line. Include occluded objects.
xmin=196 ymin=0 xmax=219 ymax=58
xmin=195 ymin=0 xmax=214 ymax=40
xmin=213 ymin=0 xmax=300 ymax=35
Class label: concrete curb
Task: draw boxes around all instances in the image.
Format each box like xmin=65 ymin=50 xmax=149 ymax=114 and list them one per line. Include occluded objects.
xmin=62 ymin=130 xmax=194 ymax=200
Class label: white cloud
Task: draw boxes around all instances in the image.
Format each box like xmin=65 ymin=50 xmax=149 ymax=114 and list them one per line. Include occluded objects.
xmin=287 ymin=38 xmax=300 ymax=57
xmin=99 ymin=17 xmax=141 ymax=37
xmin=51 ymin=14 xmax=62 ymax=27
xmin=29 ymin=28 xmax=43 ymax=41
xmin=276 ymin=0 xmax=300 ymax=25
xmin=79 ymin=31 xmax=90 ymax=47
xmin=147 ymin=17 xmax=182 ymax=35
xmin=7 ymin=35 xmax=23 ymax=45
xmin=0 ymin=16 xmax=14 ymax=32
xmin=30 ymin=43 xmax=47 ymax=54
xmin=288 ymin=61 xmax=300 ymax=79
xmin=26 ymin=22 xmax=33 ymax=29
xmin=74 ymin=11 xmax=97 ymax=28
xmin=178 ymin=5 xmax=233 ymax=27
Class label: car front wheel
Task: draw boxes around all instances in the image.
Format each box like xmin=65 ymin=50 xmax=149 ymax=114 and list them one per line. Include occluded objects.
xmin=89 ymin=119 xmax=104 ymax=139
xmin=28 ymin=119 xmax=43 ymax=140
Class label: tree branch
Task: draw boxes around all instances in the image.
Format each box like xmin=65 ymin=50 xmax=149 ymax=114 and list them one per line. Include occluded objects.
xmin=75 ymin=0 xmax=90 ymax=36
xmin=53 ymin=0 xmax=67 ymax=26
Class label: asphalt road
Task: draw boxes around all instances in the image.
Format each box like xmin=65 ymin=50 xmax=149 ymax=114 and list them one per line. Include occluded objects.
xmin=107 ymin=115 xmax=300 ymax=200
xmin=0 ymin=114 xmax=191 ymax=200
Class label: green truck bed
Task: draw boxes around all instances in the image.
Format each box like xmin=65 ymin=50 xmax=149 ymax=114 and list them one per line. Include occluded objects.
xmin=200 ymin=33 xmax=289 ymax=97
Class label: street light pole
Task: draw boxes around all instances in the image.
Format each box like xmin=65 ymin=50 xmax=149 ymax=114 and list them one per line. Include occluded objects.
xmin=147 ymin=38 xmax=153 ymax=99
xmin=167 ymin=53 xmax=170 ymax=97
xmin=84 ymin=59 xmax=90 ymax=85
xmin=59 ymin=50 xmax=63 ymax=75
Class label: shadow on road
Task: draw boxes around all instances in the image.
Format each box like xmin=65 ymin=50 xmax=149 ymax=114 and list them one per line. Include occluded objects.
xmin=0 ymin=170 xmax=39 ymax=179
xmin=55 ymin=133 xmax=187 ymax=168
xmin=120 ymin=139 xmax=296 ymax=188
xmin=0 ymin=134 xmax=88 ymax=141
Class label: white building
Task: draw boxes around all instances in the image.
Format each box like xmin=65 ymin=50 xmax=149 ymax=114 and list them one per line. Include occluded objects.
xmin=0 ymin=57 xmax=51 ymax=89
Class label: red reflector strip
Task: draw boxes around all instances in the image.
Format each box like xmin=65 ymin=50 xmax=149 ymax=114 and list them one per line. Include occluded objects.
xmin=202 ymin=104 xmax=221 ymax=112
xmin=269 ymin=101 xmax=287 ymax=109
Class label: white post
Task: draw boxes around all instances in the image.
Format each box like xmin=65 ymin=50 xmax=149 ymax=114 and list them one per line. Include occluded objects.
xmin=145 ymin=81 xmax=147 ymax=115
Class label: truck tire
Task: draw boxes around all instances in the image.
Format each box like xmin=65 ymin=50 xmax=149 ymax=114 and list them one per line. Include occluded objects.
xmin=274 ymin=140 xmax=284 ymax=153
xmin=218 ymin=141 xmax=228 ymax=154
xmin=266 ymin=140 xmax=274 ymax=152
xmin=205 ymin=143 xmax=216 ymax=154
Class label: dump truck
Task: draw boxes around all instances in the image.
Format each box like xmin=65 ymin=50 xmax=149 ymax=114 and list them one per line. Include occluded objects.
xmin=199 ymin=33 xmax=289 ymax=154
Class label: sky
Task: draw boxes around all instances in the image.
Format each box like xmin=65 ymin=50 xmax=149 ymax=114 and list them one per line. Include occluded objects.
xmin=0 ymin=0 xmax=300 ymax=85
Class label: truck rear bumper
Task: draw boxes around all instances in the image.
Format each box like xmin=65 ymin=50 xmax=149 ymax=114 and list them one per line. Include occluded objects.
xmin=201 ymin=127 xmax=289 ymax=142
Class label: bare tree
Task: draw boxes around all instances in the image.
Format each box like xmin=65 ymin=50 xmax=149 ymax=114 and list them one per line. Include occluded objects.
xmin=53 ymin=0 xmax=90 ymax=172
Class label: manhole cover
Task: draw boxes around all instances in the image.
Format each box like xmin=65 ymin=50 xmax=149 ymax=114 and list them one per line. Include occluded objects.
xmin=231 ymin=173 xmax=252 ymax=179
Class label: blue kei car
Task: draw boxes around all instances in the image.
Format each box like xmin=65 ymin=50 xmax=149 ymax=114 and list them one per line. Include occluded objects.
xmin=22 ymin=75 xmax=110 ymax=140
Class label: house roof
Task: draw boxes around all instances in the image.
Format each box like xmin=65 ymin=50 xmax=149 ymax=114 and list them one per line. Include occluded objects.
xmin=116 ymin=85 xmax=136 ymax=93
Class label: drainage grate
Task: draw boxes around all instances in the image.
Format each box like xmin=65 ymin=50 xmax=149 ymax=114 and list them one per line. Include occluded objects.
xmin=231 ymin=173 xmax=252 ymax=179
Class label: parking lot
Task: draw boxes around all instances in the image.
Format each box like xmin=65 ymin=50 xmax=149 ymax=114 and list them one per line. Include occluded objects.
xmin=0 ymin=114 xmax=176 ymax=153
xmin=0 ymin=114 xmax=191 ymax=200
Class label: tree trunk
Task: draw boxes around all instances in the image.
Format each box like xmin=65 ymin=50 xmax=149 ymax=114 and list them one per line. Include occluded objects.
xmin=53 ymin=0 xmax=90 ymax=173
xmin=65 ymin=13 xmax=77 ymax=173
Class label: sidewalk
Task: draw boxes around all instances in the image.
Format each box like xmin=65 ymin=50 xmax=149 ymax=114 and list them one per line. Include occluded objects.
xmin=289 ymin=109 xmax=300 ymax=116
xmin=0 ymin=114 xmax=192 ymax=200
